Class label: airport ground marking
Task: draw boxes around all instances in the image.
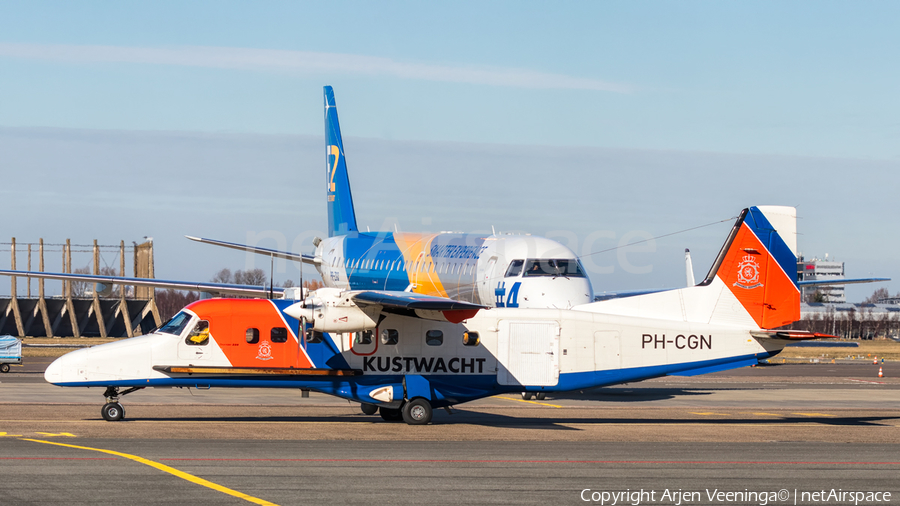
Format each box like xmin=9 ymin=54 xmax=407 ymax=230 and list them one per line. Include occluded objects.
xmin=496 ymin=396 xmax=563 ymax=408
xmin=753 ymin=413 xmax=782 ymax=416
xmin=792 ymin=412 xmax=836 ymax=417
xmin=35 ymin=432 xmax=75 ymax=437
xmin=21 ymin=438 xmax=280 ymax=506
xmin=689 ymin=412 xmax=730 ymax=416
xmin=0 ymin=432 xmax=23 ymax=437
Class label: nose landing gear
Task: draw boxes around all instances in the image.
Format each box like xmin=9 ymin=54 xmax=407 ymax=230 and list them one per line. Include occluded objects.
xmin=100 ymin=386 xmax=145 ymax=422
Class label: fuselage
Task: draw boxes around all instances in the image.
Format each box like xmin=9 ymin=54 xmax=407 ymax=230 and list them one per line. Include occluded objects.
xmin=315 ymin=231 xmax=594 ymax=309
xmin=44 ymin=292 xmax=779 ymax=409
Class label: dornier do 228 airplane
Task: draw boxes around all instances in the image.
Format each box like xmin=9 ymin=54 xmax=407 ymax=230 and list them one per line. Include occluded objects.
xmin=41 ymin=204 xmax=840 ymax=425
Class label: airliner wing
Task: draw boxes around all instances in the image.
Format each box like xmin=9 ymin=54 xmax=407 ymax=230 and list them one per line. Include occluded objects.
xmin=0 ymin=270 xmax=282 ymax=298
xmin=352 ymin=291 xmax=486 ymax=323
xmin=185 ymin=236 xmax=317 ymax=265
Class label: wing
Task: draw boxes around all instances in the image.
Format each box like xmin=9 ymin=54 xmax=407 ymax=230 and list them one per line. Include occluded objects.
xmin=185 ymin=236 xmax=317 ymax=265
xmin=352 ymin=291 xmax=486 ymax=323
xmin=0 ymin=270 xmax=282 ymax=298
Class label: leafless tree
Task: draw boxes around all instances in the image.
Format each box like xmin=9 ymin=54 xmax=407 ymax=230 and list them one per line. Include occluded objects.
xmin=156 ymin=289 xmax=200 ymax=321
xmin=234 ymin=268 xmax=267 ymax=286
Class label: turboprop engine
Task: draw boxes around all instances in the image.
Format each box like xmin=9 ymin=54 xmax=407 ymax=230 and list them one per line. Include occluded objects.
xmin=284 ymin=287 xmax=380 ymax=333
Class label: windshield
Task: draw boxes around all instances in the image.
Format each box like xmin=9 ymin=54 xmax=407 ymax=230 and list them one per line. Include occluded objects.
xmin=157 ymin=311 xmax=193 ymax=336
xmin=522 ymin=258 xmax=586 ymax=278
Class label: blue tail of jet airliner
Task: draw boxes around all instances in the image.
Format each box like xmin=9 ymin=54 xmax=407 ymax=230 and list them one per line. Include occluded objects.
xmin=324 ymin=86 xmax=359 ymax=237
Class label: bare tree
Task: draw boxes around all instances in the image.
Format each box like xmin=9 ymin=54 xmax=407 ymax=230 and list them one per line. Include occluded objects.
xmin=234 ymin=268 xmax=267 ymax=286
xmin=211 ymin=268 xmax=233 ymax=284
xmin=863 ymin=287 xmax=890 ymax=304
xmin=156 ymin=289 xmax=200 ymax=321
xmin=71 ymin=267 xmax=91 ymax=297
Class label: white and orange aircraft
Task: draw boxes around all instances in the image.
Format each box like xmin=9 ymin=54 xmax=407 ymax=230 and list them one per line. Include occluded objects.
xmin=41 ymin=205 xmax=837 ymax=424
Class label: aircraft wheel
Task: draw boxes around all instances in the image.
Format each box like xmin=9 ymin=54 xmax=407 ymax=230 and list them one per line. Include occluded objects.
xmin=379 ymin=407 xmax=403 ymax=422
xmin=402 ymin=398 xmax=432 ymax=425
xmin=0 ymin=364 xmax=9 ymax=373
xmin=360 ymin=403 xmax=378 ymax=415
xmin=101 ymin=402 xmax=125 ymax=422
xmin=535 ymin=392 xmax=546 ymax=400
xmin=521 ymin=392 xmax=534 ymax=400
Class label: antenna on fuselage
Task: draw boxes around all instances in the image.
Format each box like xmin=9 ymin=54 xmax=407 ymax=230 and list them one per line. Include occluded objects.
xmin=268 ymin=254 xmax=274 ymax=299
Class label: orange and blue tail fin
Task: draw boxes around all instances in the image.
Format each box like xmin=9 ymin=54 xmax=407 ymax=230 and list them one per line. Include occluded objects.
xmin=324 ymin=86 xmax=359 ymax=237
xmin=701 ymin=206 xmax=800 ymax=328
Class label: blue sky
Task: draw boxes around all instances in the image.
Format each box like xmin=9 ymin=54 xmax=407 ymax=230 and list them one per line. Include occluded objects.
xmin=0 ymin=1 xmax=898 ymax=300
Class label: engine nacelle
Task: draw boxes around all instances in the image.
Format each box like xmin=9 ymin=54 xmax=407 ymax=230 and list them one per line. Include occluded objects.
xmin=284 ymin=288 xmax=379 ymax=333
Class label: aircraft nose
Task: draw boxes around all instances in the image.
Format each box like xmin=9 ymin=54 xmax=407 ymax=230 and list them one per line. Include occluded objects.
xmin=43 ymin=349 xmax=86 ymax=385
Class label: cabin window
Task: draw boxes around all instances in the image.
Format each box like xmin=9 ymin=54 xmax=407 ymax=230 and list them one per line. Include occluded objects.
xmin=462 ymin=331 xmax=480 ymax=347
xmin=355 ymin=330 xmax=373 ymax=345
xmin=158 ymin=311 xmax=192 ymax=336
xmin=306 ymin=329 xmax=323 ymax=343
xmin=426 ymin=330 xmax=443 ymax=346
xmin=186 ymin=320 xmax=210 ymax=346
xmin=245 ymin=328 xmax=259 ymax=344
xmin=381 ymin=329 xmax=399 ymax=345
xmin=271 ymin=327 xmax=289 ymax=343
xmin=505 ymin=259 xmax=524 ymax=277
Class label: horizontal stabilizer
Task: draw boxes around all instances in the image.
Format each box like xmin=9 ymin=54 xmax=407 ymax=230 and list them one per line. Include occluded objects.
xmin=798 ymin=277 xmax=890 ymax=287
xmin=186 ymin=236 xmax=316 ymax=265
xmin=750 ymin=330 xmax=840 ymax=340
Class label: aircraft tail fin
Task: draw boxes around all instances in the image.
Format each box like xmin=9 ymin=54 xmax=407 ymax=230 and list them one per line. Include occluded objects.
xmin=324 ymin=86 xmax=359 ymax=237
xmin=701 ymin=206 xmax=800 ymax=329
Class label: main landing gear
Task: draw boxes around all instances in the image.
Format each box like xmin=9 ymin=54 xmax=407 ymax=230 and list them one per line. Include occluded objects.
xmin=100 ymin=386 xmax=144 ymax=422
xmin=378 ymin=397 xmax=434 ymax=425
xmin=521 ymin=392 xmax=546 ymax=400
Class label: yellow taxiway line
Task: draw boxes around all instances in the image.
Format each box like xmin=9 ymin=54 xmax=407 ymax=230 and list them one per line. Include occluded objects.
xmin=496 ymin=396 xmax=563 ymax=408
xmin=22 ymin=438 xmax=280 ymax=506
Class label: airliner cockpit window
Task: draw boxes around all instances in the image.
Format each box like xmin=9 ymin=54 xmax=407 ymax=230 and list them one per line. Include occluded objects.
xmin=158 ymin=311 xmax=192 ymax=336
xmin=522 ymin=259 xmax=586 ymax=277
xmin=505 ymin=259 xmax=524 ymax=277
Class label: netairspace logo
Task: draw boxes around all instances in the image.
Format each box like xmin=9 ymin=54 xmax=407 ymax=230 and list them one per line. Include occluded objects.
xmin=580 ymin=488 xmax=893 ymax=505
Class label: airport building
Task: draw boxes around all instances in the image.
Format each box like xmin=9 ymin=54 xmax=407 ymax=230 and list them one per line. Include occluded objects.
xmin=797 ymin=254 xmax=846 ymax=303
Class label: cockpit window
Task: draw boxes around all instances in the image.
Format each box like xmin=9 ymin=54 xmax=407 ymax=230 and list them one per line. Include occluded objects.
xmin=186 ymin=320 xmax=210 ymax=346
xmin=158 ymin=311 xmax=192 ymax=336
xmin=522 ymin=259 xmax=586 ymax=277
xmin=505 ymin=259 xmax=524 ymax=277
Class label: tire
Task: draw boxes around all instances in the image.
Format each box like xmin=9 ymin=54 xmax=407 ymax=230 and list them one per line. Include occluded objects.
xmin=535 ymin=392 xmax=546 ymax=400
xmin=521 ymin=392 xmax=534 ymax=400
xmin=402 ymin=398 xmax=433 ymax=425
xmin=101 ymin=402 xmax=125 ymax=422
xmin=360 ymin=403 xmax=378 ymax=415
xmin=0 ymin=364 xmax=9 ymax=373
xmin=379 ymin=407 xmax=403 ymax=422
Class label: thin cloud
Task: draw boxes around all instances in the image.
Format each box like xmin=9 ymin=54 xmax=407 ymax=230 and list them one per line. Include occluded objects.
xmin=0 ymin=42 xmax=631 ymax=93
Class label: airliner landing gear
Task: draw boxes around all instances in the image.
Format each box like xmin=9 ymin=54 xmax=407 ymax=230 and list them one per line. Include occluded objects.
xmin=360 ymin=403 xmax=379 ymax=415
xmin=379 ymin=406 xmax=403 ymax=422
xmin=521 ymin=392 xmax=546 ymax=401
xmin=100 ymin=386 xmax=144 ymax=422
xmin=521 ymin=392 xmax=533 ymax=400
xmin=402 ymin=398 xmax=433 ymax=425
xmin=535 ymin=392 xmax=546 ymax=400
